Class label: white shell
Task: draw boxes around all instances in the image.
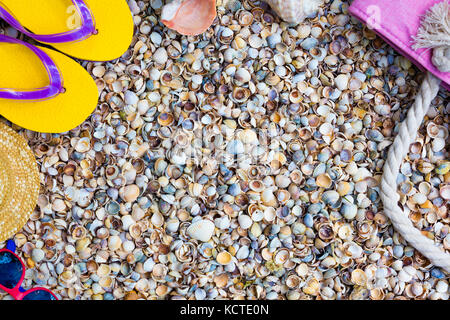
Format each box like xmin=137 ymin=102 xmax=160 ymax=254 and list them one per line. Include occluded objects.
xmin=235 ymin=67 xmax=251 ymax=83
xmin=151 ymin=211 xmax=164 ymax=228
xmin=265 ymin=0 xmax=324 ymax=24
xmin=215 ymin=216 xmax=231 ymax=229
xmin=238 ymin=215 xmax=253 ymax=229
xmin=432 ymin=138 xmax=445 ymax=152
xmin=187 ymin=219 xmax=215 ymax=242
xmin=236 ymin=246 xmax=250 ymax=260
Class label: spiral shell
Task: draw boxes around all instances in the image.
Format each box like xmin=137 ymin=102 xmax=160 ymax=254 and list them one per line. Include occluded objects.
xmin=265 ymin=0 xmax=324 ymax=24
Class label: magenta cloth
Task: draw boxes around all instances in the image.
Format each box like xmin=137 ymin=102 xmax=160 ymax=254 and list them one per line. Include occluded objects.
xmin=349 ymin=0 xmax=450 ymax=90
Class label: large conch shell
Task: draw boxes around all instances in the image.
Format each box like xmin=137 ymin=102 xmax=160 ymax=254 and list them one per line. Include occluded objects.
xmin=265 ymin=0 xmax=324 ymax=24
xmin=161 ymin=0 xmax=217 ymax=36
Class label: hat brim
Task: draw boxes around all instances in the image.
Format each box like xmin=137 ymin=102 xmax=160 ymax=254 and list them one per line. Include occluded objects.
xmin=0 ymin=122 xmax=40 ymax=243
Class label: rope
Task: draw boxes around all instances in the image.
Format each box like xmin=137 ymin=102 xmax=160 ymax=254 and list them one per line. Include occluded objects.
xmin=380 ymin=72 xmax=450 ymax=273
xmin=380 ymin=0 xmax=450 ymax=273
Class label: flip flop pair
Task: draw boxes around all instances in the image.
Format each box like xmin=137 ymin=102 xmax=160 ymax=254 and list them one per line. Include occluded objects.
xmin=0 ymin=0 xmax=134 ymax=133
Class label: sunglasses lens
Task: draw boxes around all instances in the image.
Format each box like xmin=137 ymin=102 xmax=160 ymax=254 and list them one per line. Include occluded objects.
xmin=0 ymin=251 xmax=23 ymax=289
xmin=22 ymin=290 xmax=56 ymax=300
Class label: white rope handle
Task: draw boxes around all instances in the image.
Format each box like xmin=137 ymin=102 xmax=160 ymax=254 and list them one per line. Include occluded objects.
xmin=380 ymin=72 xmax=450 ymax=272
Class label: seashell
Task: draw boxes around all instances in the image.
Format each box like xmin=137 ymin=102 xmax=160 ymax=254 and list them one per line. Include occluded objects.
xmin=147 ymin=180 xmax=161 ymax=195
xmin=238 ymin=10 xmax=253 ymax=26
xmin=238 ymin=215 xmax=253 ymax=229
xmin=351 ymin=269 xmax=368 ymax=286
xmin=108 ymin=235 xmax=122 ymax=251
xmin=440 ymin=185 xmax=450 ymax=200
xmin=187 ymin=219 xmax=215 ymax=242
xmin=322 ymin=190 xmax=340 ymax=205
xmin=158 ymin=113 xmax=175 ymax=126
xmin=250 ymin=222 xmax=262 ymax=237
xmin=219 ymin=27 xmax=234 ymax=44
xmin=151 ymin=211 xmax=165 ymax=228
xmin=215 ymin=215 xmax=230 ymax=230
xmin=261 ymin=189 xmax=277 ymax=207
xmin=286 ymin=274 xmax=301 ymax=289
xmin=161 ymin=0 xmax=217 ymax=36
xmin=411 ymin=193 xmax=427 ymax=205
xmin=235 ymin=194 xmax=249 ymax=207
xmin=399 ymin=180 xmax=414 ymax=196
xmin=289 ymin=170 xmax=303 ymax=184
xmin=316 ymin=173 xmax=332 ymax=188
xmin=167 ymin=44 xmax=182 ymax=60
xmin=276 ymin=190 xmax=291 ymax=204
xmin=417 ymin=161 xmax=435 ymax=174
xmin=248 ymin=34 xmax=263 ymax=48
xmin=318 ymin=222 xmax=334 ymax=242
xmin=74 ymin=137 xmax=91 ymax=153
xmin=120 ymin=184 xmax=140 ymax=203
xmin=96 ymin=227 xmax=110 ymax=239
xmin=265 ymin=0 xmax=324 ymax=24
xmin=310 ymin=47 xmax=327 ymax=61
xmin=303 ymin=279 xmax=320 ymax=296
xmin=374 ymin=104 xmax=391 ymax=116
xmin=214 ymin=273 xmax=229 ymax=288
xmin=249 ymin=180 xmax=265 ymax=192
xmin=135 ymin=279 xmax=150 ymax=292
xmin=152 ymin=263 xmax=168 ymax=280
xmin=153 ymin=47 xmax=168 ymax=65
xmin=335 ymin=74 xmax=349 ymax=91
xmin=264 ymin=207 xmax=277 ymax=223
xmin=235 ymin=67 xmax=251 ymax=83
xmin=238 ymin=129 xmax=258 ymax=144
xmin=166 ymin=218 xmax=180 ymax=233
xmin=273 ymin=248 xmax=290 ymax=265
xmin=216 ymin=251 xmax=232 ymax=265
xmin=426 ymin=122 xmax=446 ymax=138
xmin=432 ymin=138 xmax=445 ymax=152
xmin=410 ymin=141 xmax=423 ymax=154
xmin=236 ymin=246 xmax=250 ymax=260
xmin=265 ymin=72 xmax=281 ymax=86
xmin=341 ymin=202 xmax=358 ymax=220
xmin=417 ymin=182 xmax=431 ymax=196
xmin=435 ymin=162 xmax=450 ymax=175
xmin=275 ymin=175 xmax=291 ymax=188
xmin=129 ymin=222 xmax=143 ymax=239
xmin=231 ymin=87 xmax=251 ymax=103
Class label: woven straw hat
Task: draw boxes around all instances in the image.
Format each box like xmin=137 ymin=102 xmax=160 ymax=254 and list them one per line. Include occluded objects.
xmin=0 ymin=122 xmax=39 ymax=242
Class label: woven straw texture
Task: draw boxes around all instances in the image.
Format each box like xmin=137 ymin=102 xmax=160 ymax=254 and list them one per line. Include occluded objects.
xmin=0 ymin=121 xmax=39 ymax=242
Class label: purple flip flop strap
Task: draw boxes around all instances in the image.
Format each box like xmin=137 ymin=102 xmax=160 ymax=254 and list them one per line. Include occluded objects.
xmin=0 ymin=0 xmax=96 ymax=44
xmin=0 ymin=34 xmax=64 ymax=100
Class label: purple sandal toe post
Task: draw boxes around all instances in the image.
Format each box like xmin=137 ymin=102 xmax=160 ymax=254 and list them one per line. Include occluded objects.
xmin=0 ymin=35 xmax=63 ymax=101
xmin=0 ymin=0 xmax=96 ymax=44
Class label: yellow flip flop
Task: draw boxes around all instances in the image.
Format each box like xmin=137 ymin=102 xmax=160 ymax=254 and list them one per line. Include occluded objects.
xmin=0 ymin=35 xmax=98 ymax=133
xmin=0 ymin=0 xmax=134 ymax=61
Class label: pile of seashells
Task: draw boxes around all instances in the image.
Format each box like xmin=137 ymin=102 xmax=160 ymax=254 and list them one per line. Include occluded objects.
xmin=0 ymin=0 xmax=448 ymax=300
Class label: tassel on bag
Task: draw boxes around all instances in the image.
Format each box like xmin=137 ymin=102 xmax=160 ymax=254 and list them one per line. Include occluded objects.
xmin=412 ymin=0 xmax=450 ymax=72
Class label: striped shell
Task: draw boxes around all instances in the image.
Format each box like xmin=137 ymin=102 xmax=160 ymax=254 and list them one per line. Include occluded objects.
xmin=265 ymin=0 xmax=324 ymax=24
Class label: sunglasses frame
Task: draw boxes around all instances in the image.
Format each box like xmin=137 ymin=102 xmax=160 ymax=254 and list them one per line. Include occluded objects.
xmin=0 ymin=247 xmax=58 ymax=300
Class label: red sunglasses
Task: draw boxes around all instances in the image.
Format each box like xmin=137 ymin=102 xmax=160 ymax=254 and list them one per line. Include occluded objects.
xmin=0 ymin=241 xmax=58 ymax=300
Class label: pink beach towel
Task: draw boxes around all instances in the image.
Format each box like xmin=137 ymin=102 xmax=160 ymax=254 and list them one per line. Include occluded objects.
xmin=349 ymin=0 xmax=450 ymax=90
